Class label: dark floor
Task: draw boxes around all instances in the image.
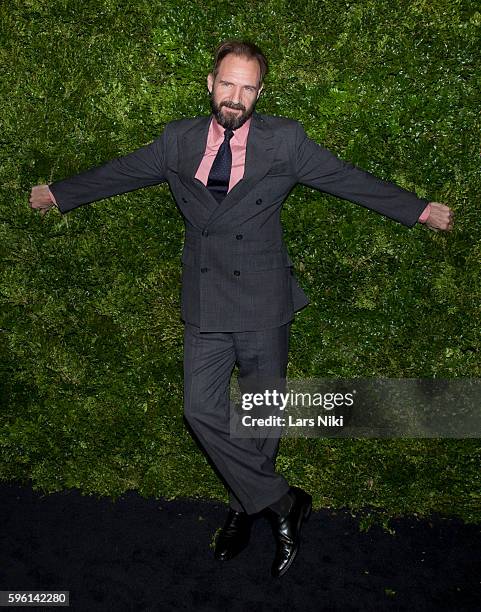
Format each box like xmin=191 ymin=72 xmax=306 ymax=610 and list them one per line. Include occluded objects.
xmin=0 ymin=481 xmax=479 ymax=611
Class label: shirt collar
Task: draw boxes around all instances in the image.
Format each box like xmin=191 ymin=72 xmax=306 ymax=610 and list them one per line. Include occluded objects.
xmin=211 ymin=114 xmax=252 ymax=146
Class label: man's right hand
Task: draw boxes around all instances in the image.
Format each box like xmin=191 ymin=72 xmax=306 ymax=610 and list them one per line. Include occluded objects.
xmin=29 ymin=184 xmax=57 ymax=216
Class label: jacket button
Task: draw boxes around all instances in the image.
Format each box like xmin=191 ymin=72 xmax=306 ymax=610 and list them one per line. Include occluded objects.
xmin=236 ymin=234 xmax=243 ymax=240
xmin=182 ymin=197 xmax=188 ymax=203
xmin=233 ymin=270 xmax=240 ymax=276
xmin=202 ymin=229 xmax=209 ymax=236
xmin=201 ymin=267 xmax=208 ymax=273
xmin=256 ymin=198 xmax=262 ymax=205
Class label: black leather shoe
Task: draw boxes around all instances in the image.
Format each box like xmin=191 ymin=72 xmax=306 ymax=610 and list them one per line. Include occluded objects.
xmin=214 ymin=508 xmax=254 ymax=561
xmin=267 ymin=486 xmax=312 ymax=577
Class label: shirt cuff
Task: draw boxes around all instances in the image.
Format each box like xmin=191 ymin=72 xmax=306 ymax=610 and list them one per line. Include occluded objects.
xmin=418 ymin=203 xmax=431 ymax=223
xmin=47 ymin=186 xmax=58 ymax=206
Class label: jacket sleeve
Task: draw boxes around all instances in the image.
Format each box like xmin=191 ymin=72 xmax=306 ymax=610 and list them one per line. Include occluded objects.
xmin=293 ymin=121 xmax=430 ymax=227
xmin=49 ymin=128 xmax=168 ymax=214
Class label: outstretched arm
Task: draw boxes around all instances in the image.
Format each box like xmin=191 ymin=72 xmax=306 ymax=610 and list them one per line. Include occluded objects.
xmin=29 ymin=128 xmax=168 ymax=215
xmin=294 ymin=122 xmax=453 ymax=231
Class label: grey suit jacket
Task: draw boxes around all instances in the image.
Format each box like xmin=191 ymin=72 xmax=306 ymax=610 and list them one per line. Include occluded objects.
xmin=49 ymin=112 xmax=430 ymax=332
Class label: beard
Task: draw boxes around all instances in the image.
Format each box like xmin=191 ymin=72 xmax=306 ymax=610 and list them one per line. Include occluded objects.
xmin=210 ymin=95 xmax=256 ymax=130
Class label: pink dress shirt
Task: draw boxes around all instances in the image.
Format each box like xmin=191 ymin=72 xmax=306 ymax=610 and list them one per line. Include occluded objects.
xmin=194 ymin=115 xmax=251 ymax=192
xmin=48 ymin=115 xmax=431 ymax=222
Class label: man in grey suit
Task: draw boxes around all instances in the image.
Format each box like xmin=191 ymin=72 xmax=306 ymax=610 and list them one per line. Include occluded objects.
xmin=30 ymin=40 xmax=453 ymax=577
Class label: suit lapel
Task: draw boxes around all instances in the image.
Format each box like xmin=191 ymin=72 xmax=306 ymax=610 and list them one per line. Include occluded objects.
xmin=178 ymin=115 xmax=212 ymax=186
xmin=178 ymin=112 xmax=278 ymax=225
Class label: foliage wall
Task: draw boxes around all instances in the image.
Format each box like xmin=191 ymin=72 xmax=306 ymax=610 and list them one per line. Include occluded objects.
xmin=1 ymin=0 xmax=479 ymax=527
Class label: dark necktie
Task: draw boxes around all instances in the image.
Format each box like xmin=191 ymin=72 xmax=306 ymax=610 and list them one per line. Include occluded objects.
xmin=207 ymin=128 xmax=234 ymax=203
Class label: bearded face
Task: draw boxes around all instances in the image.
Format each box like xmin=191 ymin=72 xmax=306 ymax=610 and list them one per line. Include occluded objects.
xmin=207 ymin=54 xmax=263 ymax=130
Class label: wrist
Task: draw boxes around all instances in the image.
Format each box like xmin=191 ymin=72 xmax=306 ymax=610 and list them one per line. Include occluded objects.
xmin=47 ymin=186 xmax=58 ymax=207
xmin=418 ymin=202 xmax=431 ymax=224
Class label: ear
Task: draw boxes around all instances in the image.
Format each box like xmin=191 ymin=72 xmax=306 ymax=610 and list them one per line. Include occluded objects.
xmin=207 ymin=73 xmax=214 ymax=94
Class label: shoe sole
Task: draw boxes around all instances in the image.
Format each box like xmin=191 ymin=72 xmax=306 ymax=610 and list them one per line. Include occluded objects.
xmin=273 ymin=496 xmax=312 ymax=578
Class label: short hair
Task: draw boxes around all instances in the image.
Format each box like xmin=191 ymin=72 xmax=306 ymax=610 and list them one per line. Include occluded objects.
xmin=211 ymin=40 xmax=268 ymax=89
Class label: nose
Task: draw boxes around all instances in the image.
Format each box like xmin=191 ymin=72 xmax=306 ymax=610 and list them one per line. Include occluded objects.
xmin=231 ymin=86 xmax=243 ymax=105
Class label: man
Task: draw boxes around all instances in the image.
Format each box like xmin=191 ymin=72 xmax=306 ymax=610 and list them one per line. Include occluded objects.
xmin=29 ymin=40 xmax=453 ymax=577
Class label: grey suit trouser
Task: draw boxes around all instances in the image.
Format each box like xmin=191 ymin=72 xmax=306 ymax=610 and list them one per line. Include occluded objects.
xmin=183 ymin=321 xmax=292 ymax=515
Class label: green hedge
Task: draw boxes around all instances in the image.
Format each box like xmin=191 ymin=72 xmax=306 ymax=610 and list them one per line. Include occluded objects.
xmin=1 ymin=0 xmax=480 ymax=529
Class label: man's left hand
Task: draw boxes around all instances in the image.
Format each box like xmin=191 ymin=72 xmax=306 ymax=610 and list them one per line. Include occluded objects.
xmin=425 ymin=202 xmax=454 ymax=232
